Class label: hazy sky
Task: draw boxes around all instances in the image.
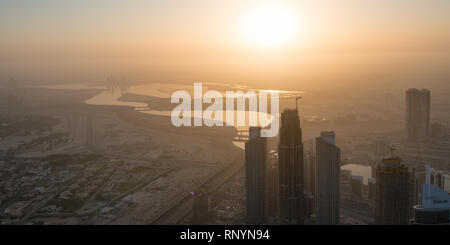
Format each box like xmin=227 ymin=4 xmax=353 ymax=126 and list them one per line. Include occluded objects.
xmin=1 ymin=0 xmax=450 ymax=89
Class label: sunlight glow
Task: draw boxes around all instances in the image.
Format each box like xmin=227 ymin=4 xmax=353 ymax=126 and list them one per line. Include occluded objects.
xmin=244 ymin=5 xmax=297 ymax=48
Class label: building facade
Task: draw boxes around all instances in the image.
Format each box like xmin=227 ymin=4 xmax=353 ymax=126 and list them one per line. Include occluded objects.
xmin=278 ymin=109 xmax=305 ymax=224
xmin=266 ymin=160 xmax=279 ymax=221
xmin=375 ymin=157 xmax=411 ymax=225
xmin=307 ymin=154 xmax=316 ymax=201
xmin=373 ymin=136 xmax=390 ymax=159
xmin=192 ymin=188 xmax=211 ymax=224
xmin=245 ymin=127 xmax=267 ymax=224
xmin=406 ymin=88 xmax=431 ymax=142
xmin=368 ymin=177 xmax=376 ymax=200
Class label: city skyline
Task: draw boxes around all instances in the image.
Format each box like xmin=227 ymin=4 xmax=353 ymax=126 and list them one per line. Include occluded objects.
xmin=1 ymin=0 xmax=450 ymax=231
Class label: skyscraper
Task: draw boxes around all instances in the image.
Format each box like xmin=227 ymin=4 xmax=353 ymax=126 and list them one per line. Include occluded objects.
xmin=375 ymin=157 xmax=411 ymax=225
xmin=245 ymin=127 xmax=267 ymax=224
xmin=406 ymin=88 xmax=431 ymax=142
xmin=278 ymin=109 xmax=305 ymax=224
xmin=266 ymin=160 xmax=279 ymax=220
xmin=315 ymin=131 xmax=340 ymax=225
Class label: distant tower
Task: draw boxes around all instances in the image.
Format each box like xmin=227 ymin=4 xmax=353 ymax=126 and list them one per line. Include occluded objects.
xmin=245 ymin=127 xmax=267 ymax=224
xmin=413 ymin=163 xmax=450 ymax=225
xmin=375 ymin=157 xmax=411 ymax=224
xmin=406 ymin=88 xmax=431 ymax=142
xmin=278 ymin=109 xmax=305 ymax=224
xmin=315 ymin=131 xmax=340 ymax=225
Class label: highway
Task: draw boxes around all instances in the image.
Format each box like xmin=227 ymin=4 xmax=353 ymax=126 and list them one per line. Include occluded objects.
xmin=81 ymin=111 xmax=245 ymax=225
xmin=148 ymin=152 xmax=244 ymax=225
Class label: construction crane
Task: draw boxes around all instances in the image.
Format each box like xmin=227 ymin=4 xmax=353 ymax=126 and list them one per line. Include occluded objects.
xmin=280 ymin=95 xmax=302 ymax=110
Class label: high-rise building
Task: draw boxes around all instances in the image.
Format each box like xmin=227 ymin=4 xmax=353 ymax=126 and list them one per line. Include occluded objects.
xmin=406 ymin=88 xmax=431 ymax=142
xmin=413 ymin=163 xmax=450 ymax=225
xmin=245 ymin=127 xmax=267 ymax=224
xmin=371 ymin=165 xmax=377 ymax=179
xmin=375 ymin=157 xmax=411 ymax=225
xmin=278 ymin=109 xmax=305 ymax=224
xmin=316 ymin=131 xmax=340 ymax=225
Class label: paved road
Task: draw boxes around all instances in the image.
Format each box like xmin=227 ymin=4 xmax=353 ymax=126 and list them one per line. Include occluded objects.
xmin=148 ymin=152 xmax=244 ymax=225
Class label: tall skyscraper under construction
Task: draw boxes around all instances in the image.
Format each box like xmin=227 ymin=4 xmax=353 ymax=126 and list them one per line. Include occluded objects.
xmin=406 ymin=88 xmax=431 ymax=142
xmin=315 ymin=131 xmax=340 ymax=225
xmin=375 ymin=157 xmax=411 ymax=225
xmin=278 ymin=109 xmax=305 ymax=224
xmin=245 ymin=127 xmax=267 ymax=224
xmin=192 ymin=187 xmax=211 ymax=224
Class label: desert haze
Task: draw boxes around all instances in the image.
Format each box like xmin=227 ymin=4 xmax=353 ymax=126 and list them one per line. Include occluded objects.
xmin=0 ymin=0 xmax=450 ymax=226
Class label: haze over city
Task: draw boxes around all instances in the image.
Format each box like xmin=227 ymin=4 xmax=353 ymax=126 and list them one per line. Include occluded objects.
xmin=2 ymin=0 xmax=450 ymax=90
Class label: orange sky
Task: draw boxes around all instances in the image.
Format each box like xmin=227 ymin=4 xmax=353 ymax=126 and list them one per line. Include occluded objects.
xmin=1 ymin=0 xmax=450 ymax=89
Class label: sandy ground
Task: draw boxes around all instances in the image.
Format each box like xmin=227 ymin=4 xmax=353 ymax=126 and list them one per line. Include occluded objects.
xmin=1 ymin=86 xmax=245 ymax=224
xmin=1 ymin=87 xmax=241 ymax=164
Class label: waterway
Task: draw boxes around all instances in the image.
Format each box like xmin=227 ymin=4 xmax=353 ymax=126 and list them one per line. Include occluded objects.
xmin=37 ymin=82 xmax=302 ymax=149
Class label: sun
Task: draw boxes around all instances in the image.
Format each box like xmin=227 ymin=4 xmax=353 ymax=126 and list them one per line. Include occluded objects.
xmin=244 ymin=5 xmax=296 ymax=48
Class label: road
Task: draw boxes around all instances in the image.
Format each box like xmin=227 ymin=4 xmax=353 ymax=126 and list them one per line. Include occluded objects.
xmin=148 ymin=152 xmax=244 ymax=225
